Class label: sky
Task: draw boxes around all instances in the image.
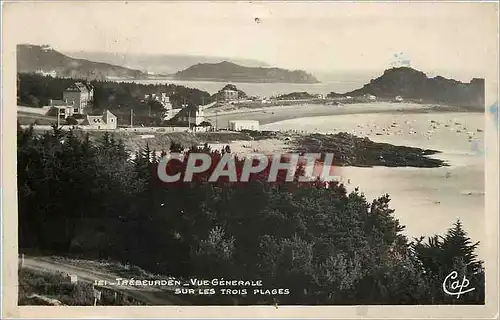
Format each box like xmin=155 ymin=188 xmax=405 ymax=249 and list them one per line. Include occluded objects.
xmin=4 ymin=1 xmax=499 ymax=81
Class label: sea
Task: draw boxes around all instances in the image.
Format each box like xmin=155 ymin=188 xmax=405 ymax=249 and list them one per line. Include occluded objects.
xmin=117 ymin=77 xmax=369 ymax=97
xmin=120 ymin=75 xmax=488 ymax=257
xmin=262 ymin=112 xmax=487 ymax=257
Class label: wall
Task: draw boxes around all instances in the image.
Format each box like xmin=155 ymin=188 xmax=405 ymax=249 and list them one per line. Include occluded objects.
xmin=107 ymin=117 xmax=117 ymax=130
xmin=229 ymin=122 xmax=260 ymax=131
xmin=20 ymin=124 xmax=211 ymax=134
xmin=63 ymin=92 xmax=83 ymax=113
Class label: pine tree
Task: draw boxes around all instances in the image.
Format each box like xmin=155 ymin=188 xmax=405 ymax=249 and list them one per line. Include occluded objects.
xmin=441 ymin=219 xmax=482 ymax=274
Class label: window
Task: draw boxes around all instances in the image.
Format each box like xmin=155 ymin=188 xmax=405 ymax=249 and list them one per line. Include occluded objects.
xmin=74 ymin=108 xmax=79 ymax=113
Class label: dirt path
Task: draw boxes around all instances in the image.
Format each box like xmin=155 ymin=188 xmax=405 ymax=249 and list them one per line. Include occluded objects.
xmin=21 ymin=256 xmax=188 ymax=305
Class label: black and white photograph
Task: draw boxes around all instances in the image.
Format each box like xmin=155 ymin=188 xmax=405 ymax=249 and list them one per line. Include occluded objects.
xmin=1 ymin=1 xmax=499 ymax=318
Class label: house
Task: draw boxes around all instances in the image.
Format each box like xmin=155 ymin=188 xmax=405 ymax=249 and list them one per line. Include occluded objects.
xmin=395 ymin=95 xmax=404 ymax=102
xmin=229 ymin=120 xmax=260 ymax=131
xmin=63 ymin=82 xmax=91 ymax=114
xmin=219 ymin=89 xmax=239 ymax=102
xmin=144 ymin=92 xmax=178 ymax=120
xmin=81 ymin=110 xmax=117 ymax=130
xmin=49 ymin=99 xmax=75 ymax=119
xmin=171 ymin=104 xmax=206 ymax=126
xmin=145 ymin=92 xmax=172 ymax=107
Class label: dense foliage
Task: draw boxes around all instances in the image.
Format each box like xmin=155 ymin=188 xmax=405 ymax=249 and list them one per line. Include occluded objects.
xmin=18 ymin=125 xmax=484 ymax=305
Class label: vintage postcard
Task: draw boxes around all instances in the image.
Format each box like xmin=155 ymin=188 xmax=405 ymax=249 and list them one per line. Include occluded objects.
xmin=1 ymin=1 xmax=499 ymax=318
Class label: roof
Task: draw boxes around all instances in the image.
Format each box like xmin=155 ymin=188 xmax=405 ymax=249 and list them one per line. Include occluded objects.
xmin=65 ymin=82 xmax=89 ymax=93
xmin=104 ymin=110 xmax=116 ymax=118
xmin=81 ymin=110 xmax=116 ymax=125
xmin=83 ymin=82 xmax=94 ymax=91
xmin=171 ymin=105 xmax=202 ymax=122
xmin=83 ymin=115 xmax=106 ymax=126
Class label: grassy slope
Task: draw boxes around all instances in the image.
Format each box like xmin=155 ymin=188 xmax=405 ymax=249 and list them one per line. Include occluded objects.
xmin=19 ymin=268 xmax=144 ymax=306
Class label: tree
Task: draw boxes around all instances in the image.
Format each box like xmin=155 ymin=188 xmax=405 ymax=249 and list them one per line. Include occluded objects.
xmin=412 ymin=219 xmax=484 ymax=304
xmin=17 ymin=125 xmax=485 ymax=305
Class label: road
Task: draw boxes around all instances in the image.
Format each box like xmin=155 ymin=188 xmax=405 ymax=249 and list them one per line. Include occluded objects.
xmin=21 ymin=256 xmax=188 ymax=305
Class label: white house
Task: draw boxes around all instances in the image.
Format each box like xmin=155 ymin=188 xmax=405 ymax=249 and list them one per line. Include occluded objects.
xmin=229 ymin=120 xmax=260 ymax=131
xmin=63 ymin=82 xmax=92 ymax=114
xmin=49 ymin=99 xmax=75 ymax=119
xmin=81 ymin=110 xmax=117 ymax=130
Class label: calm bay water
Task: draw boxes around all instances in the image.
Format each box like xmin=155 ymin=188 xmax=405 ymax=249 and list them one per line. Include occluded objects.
xmin=263 ymin=112 xmax=486 ymax=256
xmin=118 ymin=78 xmax=368 ymax=97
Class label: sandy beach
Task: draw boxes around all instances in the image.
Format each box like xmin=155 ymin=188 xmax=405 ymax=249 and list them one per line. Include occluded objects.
xmin=204 ymin=102 xmax=479 ymax=129
xmin=209 ymin=110 xmax=486 ymax=258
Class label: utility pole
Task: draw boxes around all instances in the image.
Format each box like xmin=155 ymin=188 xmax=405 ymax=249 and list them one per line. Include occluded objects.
xmin=57 ymin=107 xmax=60 ymax=127
xmin=188 ymin=109 xmax=191 ymax=130
xmin=130 ymin=109 xmax=133 ymax=128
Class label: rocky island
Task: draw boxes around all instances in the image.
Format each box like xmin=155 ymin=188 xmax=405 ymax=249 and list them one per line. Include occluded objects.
xmin=328 ymin=67 xmax=485 ymax=109
xmin=173 ymin=61 xmax=320 ymax=84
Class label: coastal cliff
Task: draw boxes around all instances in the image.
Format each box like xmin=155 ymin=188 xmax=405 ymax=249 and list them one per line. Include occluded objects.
xmin=17 ymin=44 xmax=147 ymax=81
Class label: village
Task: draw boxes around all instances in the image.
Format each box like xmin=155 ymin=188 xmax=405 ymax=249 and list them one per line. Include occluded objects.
xmin=17 ymin=79 xmax=268 ymax=133
xmin=17 ymin=76 xmax=410 ymax=136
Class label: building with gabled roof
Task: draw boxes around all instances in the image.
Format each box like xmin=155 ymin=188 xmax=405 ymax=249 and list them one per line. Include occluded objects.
xmin=49 ymin=99 xmax=75 ymax=120
xmin=80 ymin=109 xmax=117 ymax=130
xmin=171 ymin=104 xmax=205 ymax=126
xmin=63 ymin=82 xmax=92 ymax=114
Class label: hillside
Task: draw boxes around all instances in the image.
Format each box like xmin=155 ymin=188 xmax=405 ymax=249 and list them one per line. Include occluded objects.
xmin=17 ymin=44 xmax=147 ymax=81
xmin=173 ymin=61 xmax=320 ymax=83
xmin=328 ymin=67 xmax=485 ymax=108
xmin=62 ymin=51 xmax=271 ymax=75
